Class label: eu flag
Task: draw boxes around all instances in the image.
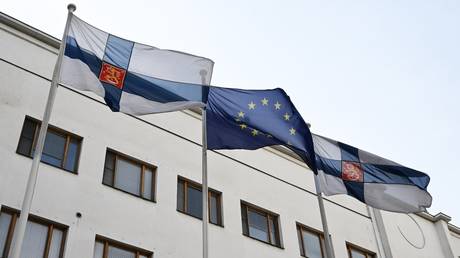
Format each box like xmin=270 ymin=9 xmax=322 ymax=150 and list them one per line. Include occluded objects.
xmin=206 ymin=87 xmax=316 ymax=171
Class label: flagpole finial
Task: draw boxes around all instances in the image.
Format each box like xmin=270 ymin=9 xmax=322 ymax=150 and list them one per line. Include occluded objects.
xmin=67 ymin=3 xmax=76 ymax=13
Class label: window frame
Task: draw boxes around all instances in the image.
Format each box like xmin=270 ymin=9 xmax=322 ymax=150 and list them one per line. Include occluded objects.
xmin=16 ymin=116 xmax=82 ymax=174
xmin=95 ymin=235 xmax=153 ymax=258
xmin=176 ymin=176 xmax=223 ymax=227
xmin=0 ymin=206 xmax=67 ymax=258
xmin=346 ymin=242 xmax=376 ymax=258
xmin=240 ymin=201 xmax=283 ymax=248
xmin=102 ymin=149 xmax=157 ymax=202
xmin=296 ymin=222 xmax=325 ymax=258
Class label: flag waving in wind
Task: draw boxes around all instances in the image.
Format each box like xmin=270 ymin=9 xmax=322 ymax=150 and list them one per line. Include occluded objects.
xmin=313 ymin=134 xmax=432 ymax=213
xmin=60 ymin=15 xmax=214 ymax=115
xmin=206 ymin=87 xmax=316 ymax=171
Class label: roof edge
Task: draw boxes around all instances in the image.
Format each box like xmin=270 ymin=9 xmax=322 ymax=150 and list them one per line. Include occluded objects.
xmin=0 ymin=11 xmax=60 ymax=49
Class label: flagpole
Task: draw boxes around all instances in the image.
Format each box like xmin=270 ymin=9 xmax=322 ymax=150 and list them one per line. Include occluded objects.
xmin=314 ymin=175 xmax=336 ymax=258
xmin=200 ymin=71 xmax=209 ymax=258
xmin=368 ymin=206 xmax=393 ymax=258
xmin=8 ymin=4 xmax=76 ymax=258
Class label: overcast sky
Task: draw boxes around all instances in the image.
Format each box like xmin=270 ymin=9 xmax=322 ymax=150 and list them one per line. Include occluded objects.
xmin=2 ymin=0 xmax=459 ymax=224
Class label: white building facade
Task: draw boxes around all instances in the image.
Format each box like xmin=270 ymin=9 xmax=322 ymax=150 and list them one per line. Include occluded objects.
xmin=0 ymin=12 xmax=459 ymax=258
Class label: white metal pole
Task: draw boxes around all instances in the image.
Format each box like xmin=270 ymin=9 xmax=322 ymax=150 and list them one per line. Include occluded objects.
xmin=314 ymin=175 xmax=335 ymax=258
xmin=202 ymin=107 xmax=209 ymax=258
xmin=200 ymin=72 xmax=209 ymax=258
xmin=8 ymin=4 xmax=76 ymax=258
xmin=368 ymin=207 xmax=393 ymax=258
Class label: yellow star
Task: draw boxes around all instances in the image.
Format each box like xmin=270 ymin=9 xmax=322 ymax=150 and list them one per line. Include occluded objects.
xmin=261 ymin=98 xmax=269 ymax=106
xmin=251 ymin=129 xmax=258 ymax=136
xmin=283 ymin=112 xmax=290 ymax=121
xmin=274 ymin=101 xmax=281 ymax=110
xmin=289 ymin=127 xmax=296 ymax=135
xmin=238 ymin=111 xmax=245 ymax=118
xmin=239 ymin=124 xmax=247 ymax=130
xmin=248 ymin=101 xmax=256 ymax=110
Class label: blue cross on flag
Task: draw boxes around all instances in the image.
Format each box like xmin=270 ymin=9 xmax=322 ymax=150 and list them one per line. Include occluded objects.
xmin=313 ymin=134 xmax=432 ymax=213
xmin=60 ymin=15 xmax=213 ymax=115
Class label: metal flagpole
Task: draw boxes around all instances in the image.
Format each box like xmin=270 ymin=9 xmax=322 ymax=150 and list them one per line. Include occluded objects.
xmin=202 ymin=107 xmax=209 ymax=258
xmin=200 ymin=71 xmax=209 ymax=258
xmin=314 ymin=175 xmax=336 ymax=258
xmin=368 ymin=206 xmax=393 ymax=258
xmin=8 ymin=4 xmax=76 ymax=258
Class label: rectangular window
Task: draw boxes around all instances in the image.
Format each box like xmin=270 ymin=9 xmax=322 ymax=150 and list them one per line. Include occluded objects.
xmin=176 ymin=177 xmax=223 ymax=226
xmin=241 ymin=201 xmax=281 ymax=247
xmin=347 ymin=243 xmax=375 ymax=258
xmin=93 ymin=236 xmax=152 ymax=258
xmin=103 ymin=150 xmax=156 ymax=201
xmin=0 ymin=207 xmax=67 ymax=258
xmin=297 ymin=223 xmax=324 ymax=258
xmin=17 ymin=117 xmax=82 ymax=173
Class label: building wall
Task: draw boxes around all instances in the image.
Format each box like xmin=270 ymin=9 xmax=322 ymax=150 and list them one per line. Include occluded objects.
xmin=1 ymin=13 xmax=459 ymax=258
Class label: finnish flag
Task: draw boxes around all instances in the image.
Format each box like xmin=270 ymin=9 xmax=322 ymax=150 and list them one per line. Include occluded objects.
xmin=313 ymin=134 xmax=432 ymax=213
xmin=59 ymin=15 xmax=214 ymax=115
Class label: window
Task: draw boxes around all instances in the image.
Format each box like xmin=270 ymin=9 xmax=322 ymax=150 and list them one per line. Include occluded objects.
xmin=176 ymin=177 xmax=223 ymax=226
xmin=17 ymin=117 xmax=82 ymax=173
xmin=0 ymin=207 xmax=67 ymax=258
xmin=240 ymin=201 xmax=281 ymax=247
xmin=297 ymin=223 xmax=324 ymax=258
xmin=346 ymin=243 xmax=375 ymax=258
xmin=103 ymin=150 xmax=156 ymax=201
xmin=93 ymin=236 xmax=152 ymax=258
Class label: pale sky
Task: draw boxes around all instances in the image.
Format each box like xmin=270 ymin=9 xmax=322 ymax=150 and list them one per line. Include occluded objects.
xmin=2 ymin=0 xmax=459 ymax=224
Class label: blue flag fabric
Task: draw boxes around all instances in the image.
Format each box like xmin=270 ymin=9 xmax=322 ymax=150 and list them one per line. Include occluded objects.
xmin=60 ymin=15 xmax=213 ymax=115
xmin=313 ymin=134 xmax=432 ymax=213
xmin=206 ymin=87 xmax=316 ymax=171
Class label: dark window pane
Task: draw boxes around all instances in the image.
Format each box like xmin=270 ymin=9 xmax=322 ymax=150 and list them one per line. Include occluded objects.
xmin=248 ymin=209 xmax=269 ymax=242
xmin=103 ymin=168 xmax=114 ymax=186
xmin=22 ymin=119 xmax=37 ymax=139
xmin=64 ymin=138 xmax=79 ymax=171
xmin=302 ymin=230 xmax=323 ymax=258
xmin=269 ymin=216 xmax=278 ymax=245
xmin=0 ymin=212 xmax=12 ymax=255
xmin=114 ymin=158 xmax=141 ymax=195
xmin=103 ymin=152 xmax=115 ymax=185
xmin=209 ymin=193 xmax=218 ymax=224
xmin=104 ymin=152 xmax=115 ymax=170
xmin=350 ymin=249 xmax=367 ymax=258
xmin=17 ymin=120 xmax=36 ymax=156
xmin=143 ymin=168 xmax=153 ymax=200
xmin=17 ymin=138 xmax=33 ymax=156
xmin=108 ymin=245 xmax=135 ymax=258
xmin=41 ymin=131 xmax=66 ymax=167
xmin=241 ymin=206 xmax=248 ymax=235
xmin=187 ymin=186 xmax=202 ymax=218
xmin=177 ymin=180 xmax=185 ymax=211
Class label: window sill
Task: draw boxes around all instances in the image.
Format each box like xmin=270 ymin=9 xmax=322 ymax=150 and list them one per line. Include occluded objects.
xmin=102 ymin=183 xmax=156 ymax=203
xmin=242 ymin=234 xmax=284 ymax=249
xmin=16 ymin=152 xmax=79 ymax=174
xmin=176 ymin=209 xmax=224 ymax=228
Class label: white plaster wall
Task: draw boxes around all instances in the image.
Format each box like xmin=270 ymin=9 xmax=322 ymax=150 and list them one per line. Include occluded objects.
xmin=0 ymin=16 xmax=458 ymax=258
xmin=380 ymin=211 xmax=451 ymax=258
xmin=450 ymin=231 xmax=460 ymax=257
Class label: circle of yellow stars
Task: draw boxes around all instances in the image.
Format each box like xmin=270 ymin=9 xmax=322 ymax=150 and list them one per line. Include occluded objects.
xmin=235 ymin=97 xmax=296 ymax=140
